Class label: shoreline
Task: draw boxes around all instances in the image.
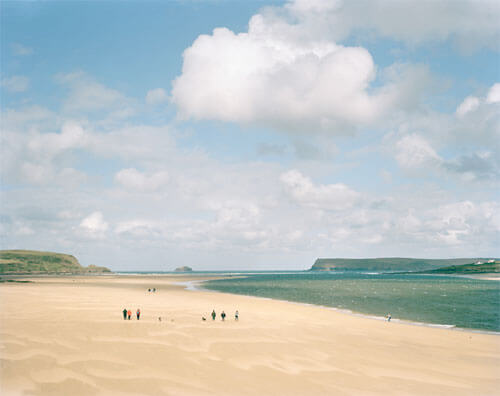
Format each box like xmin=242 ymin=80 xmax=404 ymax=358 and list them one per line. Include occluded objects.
xmin=181 ymin=277 xmax=500 ymax=336
xmin=4 ymin=272 xmax=498 ymax=334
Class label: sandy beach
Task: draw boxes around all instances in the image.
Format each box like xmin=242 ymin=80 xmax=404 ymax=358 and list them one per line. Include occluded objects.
xmin=0 ymin=275 xmax=499 ymax=396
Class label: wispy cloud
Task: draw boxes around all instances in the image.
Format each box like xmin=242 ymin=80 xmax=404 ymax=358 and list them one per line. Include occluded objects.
xmin=55 ymin=71 xmax=136 ymax=117
xmin=146 ymin=88 xmax=167 ymax=105
xmin=1 ymin=75 xmax=29 ymax=92
xmin=11 ymin=43 xmax=33 ymax=56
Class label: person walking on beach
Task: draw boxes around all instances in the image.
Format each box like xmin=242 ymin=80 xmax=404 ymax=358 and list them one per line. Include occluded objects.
xmin=387 ymin=313 xmax=391 ymax=322
xmin=211 ymin=310 xmax=216 ymax=321
xmin=123 ymin=308 xmax=127 ymax=320
xmin=235 ymin=310 xmax=239 ymax=321
xmin=221 ymin=311 xmax=226 ymax=321
xmin=127 ymin=309 xmax=132 ymax=320
xmin=136 ymin=309 xmax=141 ymax=320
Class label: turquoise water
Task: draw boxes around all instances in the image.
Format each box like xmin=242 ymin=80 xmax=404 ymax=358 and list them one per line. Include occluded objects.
xmin=203 ymin=273 xmax=500 ymax=332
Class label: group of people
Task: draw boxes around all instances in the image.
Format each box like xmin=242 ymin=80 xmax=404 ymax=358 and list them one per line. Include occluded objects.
xmin=148 ymin=288 xmax=157 ymax=293
xmin=208 ymin=309 xmax=238 ymax=321
xmin=122 ymin=308 xmax=141 ymax=320
xmin=122 ymin=307 xmax=239 ymax=322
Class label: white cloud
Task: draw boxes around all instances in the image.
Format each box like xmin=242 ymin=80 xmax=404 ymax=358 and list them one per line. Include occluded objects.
xmin=1 ymin=75 xmax=29 ymax=92
xmin=281 ymin=170 xmax=360 ymax=210
xmin=17 ymin=164 xmax=86 ymax=187
xmin=447 ymin=82 xmax=500 ymax=150
xmin=486 ymin=83 xmax=500 ymax=104
xmin=455 ymin=83 xmax=500 ymax=118
xmin=28 ymin=121 xmax=87 ymax=157
xmin=1 ymin=120 xmax=89 ymax=186
xmin=55 ymin=71 xmax=134 ymax=116
xmin=1 ymin=115 xmax=180 ymax=187
xmin=213 ymin=200 xmax=261 ymax=229
xmin=115 ymin=220 xmax=161 ymax=237
xmin=1 ymin=106 xmax=56 ymax=130
xmin=386 ymin=82 xmax=498 ymax=155
xmin=455 ymin=96 xmax=480 ymax=117
xmin=18 ymin=162 xmax=53 ymax=185
xmin=58 ymin=210 xmax=81 ymax=220
xmin=285 ymin=0 xmax=500 ymax=51
xmin=398 ymin=209 xmax=422 ymax=234
xmin=1 ymin=65 xmax=498 ymax=268
xmin=395 ymin=134 xmax=442 ymax=170
xmin=80 ymin=212 xmax=109 ymax=237
xmin=393 ymin=133 xmax=499 ymax=181
xmin=171 ymin=0 xmax=498 ymax=132
xmin=443 ymin=152 xmax=499 ymax=181
xmin=2 ymin=122 xmax=499 ymax=265
xmin=87 ymin=124 xmax=176 ymax=162
xmin=146 ymin=88 xmax=167 ymax=105
xmin=172 ymin=11 xmax=412 ymax=132
xmin=425 ymin=201 xmax=497 ymax=245
xmin=115 ymin=168 xmax=169 ymax=191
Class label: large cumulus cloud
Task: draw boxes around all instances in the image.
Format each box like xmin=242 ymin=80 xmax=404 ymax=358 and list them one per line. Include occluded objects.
xmin=171 ymin=0 xmax=498 ymax=132
xmin=171 ymin=6 xmax=408 ymax=132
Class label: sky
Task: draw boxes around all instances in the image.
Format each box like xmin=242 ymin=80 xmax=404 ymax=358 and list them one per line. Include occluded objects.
xmin=1 ymin=0 xmax=499 ymax=271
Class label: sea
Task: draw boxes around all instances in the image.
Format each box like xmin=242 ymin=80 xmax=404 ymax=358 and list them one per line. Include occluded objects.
xmin=198 ymin=272 xmax=500 ymax=333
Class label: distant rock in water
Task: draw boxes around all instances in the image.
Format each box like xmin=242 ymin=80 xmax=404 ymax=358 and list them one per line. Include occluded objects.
xmin=174 ymin=266 xmax=193 ymax=272
xmin=0 ymin=249 xmax=112 ymax=274
xmin=310 ymin=258 xmax=498 ymax=272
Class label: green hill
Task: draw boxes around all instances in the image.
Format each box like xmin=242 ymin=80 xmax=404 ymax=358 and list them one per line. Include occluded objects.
xmin=417 ymin=261 xmax=500 ymax=275
xmin=0 ymin=250 xmax=111 ymax=274
xmin=310 ymin=258 xmax=498 ymax=272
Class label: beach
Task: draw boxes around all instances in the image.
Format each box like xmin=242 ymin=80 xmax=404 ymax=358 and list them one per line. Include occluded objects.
xmin=0 ymin=275 xmax=499 ymax=395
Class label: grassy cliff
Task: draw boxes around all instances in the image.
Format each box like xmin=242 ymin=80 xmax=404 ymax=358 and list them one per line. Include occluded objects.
xmin=0 ymin=250 xmax=111 ymax=274
xmin=418 ymin=261 xmax=500 ymax=274
xmin=310 ymin=258 xmax=498 ymax=272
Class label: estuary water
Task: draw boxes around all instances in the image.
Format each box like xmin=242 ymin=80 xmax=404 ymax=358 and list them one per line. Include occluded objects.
xmin=203 ymin=272 xmax=500 ymax=332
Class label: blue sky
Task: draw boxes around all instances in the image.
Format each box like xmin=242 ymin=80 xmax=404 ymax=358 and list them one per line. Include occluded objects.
xmin=1 ymin=1 xmax=270 ymax=103
xmin=1 ymin=0 xmax=499 ymax=270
